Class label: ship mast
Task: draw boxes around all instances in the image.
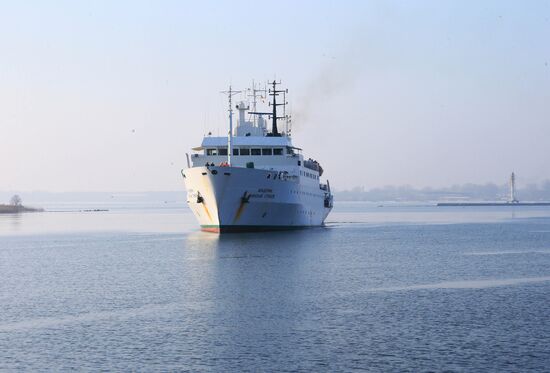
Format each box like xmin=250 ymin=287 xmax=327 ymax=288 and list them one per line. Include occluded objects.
xmin=268 ymin=80 xmax=287 ymax=136
xmin=220 ymin=85 xmax=241 ymax=165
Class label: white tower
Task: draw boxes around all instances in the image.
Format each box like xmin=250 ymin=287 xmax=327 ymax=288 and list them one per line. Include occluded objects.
xmin=509 ymin=172 xmax=518 ymax=203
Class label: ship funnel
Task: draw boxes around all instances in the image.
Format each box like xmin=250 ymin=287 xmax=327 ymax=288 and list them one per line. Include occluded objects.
xmin=236 ymin=101 xmax=249 ymax=128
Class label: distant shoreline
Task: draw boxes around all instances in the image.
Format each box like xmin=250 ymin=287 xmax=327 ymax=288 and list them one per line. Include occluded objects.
xmin=0 ymin=204 xmax=44 ymax=214
xmin=437 ymin=202 xmax=550 ymax=207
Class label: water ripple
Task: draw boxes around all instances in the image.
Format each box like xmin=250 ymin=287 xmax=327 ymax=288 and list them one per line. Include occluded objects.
xmin=370 ymin=276 xmax=550 ymax=292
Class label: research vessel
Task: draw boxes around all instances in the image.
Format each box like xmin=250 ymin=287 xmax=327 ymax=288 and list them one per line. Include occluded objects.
xmin=181 ymin=81 xmax=333 ymax=233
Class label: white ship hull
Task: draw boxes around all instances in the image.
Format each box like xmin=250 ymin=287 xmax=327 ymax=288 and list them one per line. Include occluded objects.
xmin=183 ymin=166 xmax=332 ymax=233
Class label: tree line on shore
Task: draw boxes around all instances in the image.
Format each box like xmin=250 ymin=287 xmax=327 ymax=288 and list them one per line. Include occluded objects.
xmin=0 ymin=195 xmax=43 ymax=213
xmin=335 ymin=181 xmax=550 ymax=202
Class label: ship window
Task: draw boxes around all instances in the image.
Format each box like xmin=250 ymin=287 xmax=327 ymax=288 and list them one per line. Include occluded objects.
xmin=297 ymin=160 xmax=301 ymax=166
xmin=262 ymin=148 xmax=272 ymax=156
xmin=240 ymin=148 xmax=250 ymax=155
xmin=233 ymin=148 xmax=239 ymax=156
xmin=218 ymin=148 xmax=228 ymax=156
xmin=206 ymin=148 xmax=217 ymax=156
xmin=251 ymin=148 xmax=261 ymax=156
xmin=273 ymin=148 xmax=283 ymax=155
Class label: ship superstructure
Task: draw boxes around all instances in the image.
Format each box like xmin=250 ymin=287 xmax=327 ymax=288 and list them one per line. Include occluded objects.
xmin=181 ymin=81 xmax=333 ymax=233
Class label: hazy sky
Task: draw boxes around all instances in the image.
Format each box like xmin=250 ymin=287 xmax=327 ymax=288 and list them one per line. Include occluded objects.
xmin=1 ymin=0 xmax=549 ymax=192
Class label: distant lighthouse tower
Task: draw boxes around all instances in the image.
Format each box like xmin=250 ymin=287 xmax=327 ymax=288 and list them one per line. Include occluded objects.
xmin=509 ymin=172 xmax=519 ymax=203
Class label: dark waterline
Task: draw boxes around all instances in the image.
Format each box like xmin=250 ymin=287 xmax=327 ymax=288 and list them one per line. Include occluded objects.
xmin=1 ymin=204 xmax=550 ymax=371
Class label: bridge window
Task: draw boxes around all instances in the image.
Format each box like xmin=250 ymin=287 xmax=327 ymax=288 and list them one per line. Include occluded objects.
xmin=262 ymin=148 xmax=272 ymax=156
xmin=240 ymin=148 xmax=250 ymax=155
xmin=206 ymin=148 xmax=217 ymax=156
xmin=251 ymin=148 xmax=261 ymax=156
xmin=218 ymin=148 xmax=228 ymax=156
xmin=273 ymin=148 xmax=283 ymax=155
xmin=233 ymin=148 xmax=239 ymax=156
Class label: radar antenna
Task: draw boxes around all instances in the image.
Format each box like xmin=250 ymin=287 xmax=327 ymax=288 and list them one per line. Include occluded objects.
xmin=281 ymin=88 xmax=291 ymax=136
xmin=247 ymin=80 xmax=267 ymax=127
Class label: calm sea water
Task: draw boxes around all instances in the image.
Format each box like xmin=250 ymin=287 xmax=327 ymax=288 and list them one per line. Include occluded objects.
xmin=1 ymin=203 xmax=550 ymax=371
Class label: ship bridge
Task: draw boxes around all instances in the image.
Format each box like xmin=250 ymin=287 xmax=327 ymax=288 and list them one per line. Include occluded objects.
xmin=200 ymin=135 xmax=294 ymax=150
xmin=190 ymin=135 xmax=306 ymax=171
